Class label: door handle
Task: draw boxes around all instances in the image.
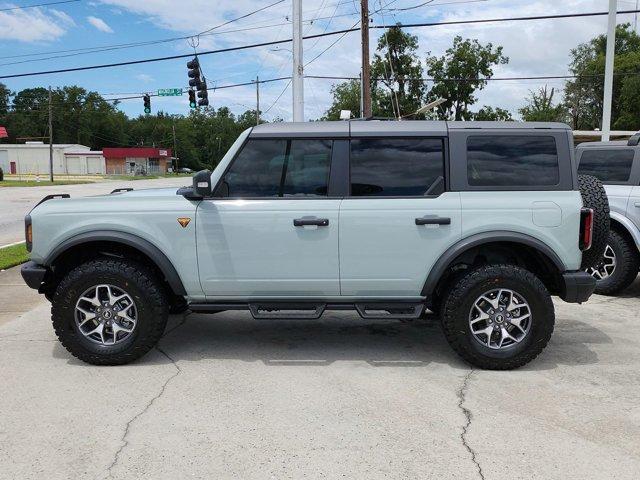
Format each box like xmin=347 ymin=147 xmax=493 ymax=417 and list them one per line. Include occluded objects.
xmin=293 ymin=217 xmax=329 ymax=227
xmin=415 ymin=215 xmax=451 ymax=226
xmin=634 ymin=202 xmax=640 ymax=208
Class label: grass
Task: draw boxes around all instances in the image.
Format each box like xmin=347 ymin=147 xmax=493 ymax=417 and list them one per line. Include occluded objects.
xmin=0 ymin=179 xmax=91 ymax=187
xmin=0 ymin=243 xmax=29 ymax=270
xmin=104 ymin=173 xmax=193 ymax=181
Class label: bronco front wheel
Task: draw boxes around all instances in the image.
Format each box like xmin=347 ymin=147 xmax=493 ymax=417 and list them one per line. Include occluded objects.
xmin=51 ymin=258 xmax=169 ymax=365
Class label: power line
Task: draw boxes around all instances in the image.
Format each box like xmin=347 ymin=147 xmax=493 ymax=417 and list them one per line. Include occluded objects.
xmin=196 ymin=0 xmax=286 ymax=36
xmin=2 ymin=9 xmax=640 ymax=81
xmin=0 ymin=0 xmax=80 ymax=12
xmin=307 ymin=72 xmax=640 ymax=82
xmin=0 ymin=0 xmax=488 ymax=67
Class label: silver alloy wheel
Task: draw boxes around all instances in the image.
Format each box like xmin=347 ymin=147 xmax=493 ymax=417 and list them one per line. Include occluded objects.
xmin=586 ymin=244 xmax=616 ymax=280
xmin=75 ymin=284 xmax=137 ymax=345
xmin=468 ymin=288 xmax=532 ymax=350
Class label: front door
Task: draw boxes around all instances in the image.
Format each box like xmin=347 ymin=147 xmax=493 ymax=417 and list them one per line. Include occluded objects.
xmin=197 ymin=137 xmax=340 ymax=297
xmin=339 ymin=137 xmax=461 ymax=296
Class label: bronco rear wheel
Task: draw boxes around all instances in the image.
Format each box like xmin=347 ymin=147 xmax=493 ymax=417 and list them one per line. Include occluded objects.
xmin=51 ymin=258 xmax=169 ymax=365
xmin=441 ymin=264 xmax=554 ymax=370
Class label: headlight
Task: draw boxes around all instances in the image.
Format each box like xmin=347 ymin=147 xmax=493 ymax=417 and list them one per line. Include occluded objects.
xmin=25 ymin=215 xmax=32 ymax=252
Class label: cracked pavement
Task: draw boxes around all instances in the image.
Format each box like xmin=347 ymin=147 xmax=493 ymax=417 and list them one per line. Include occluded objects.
xmin=1 ymin=271 xmax=640 ymax=479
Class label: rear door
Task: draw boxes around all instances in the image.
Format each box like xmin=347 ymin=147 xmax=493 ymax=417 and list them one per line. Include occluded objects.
xmin=339 ymin=135 xmax=462 ymax=297
xmin=197 ymin=137 xmax=342 ymax=297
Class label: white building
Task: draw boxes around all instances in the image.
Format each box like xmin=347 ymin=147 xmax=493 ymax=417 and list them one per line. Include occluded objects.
xmin=0 ymin=142 xmax=105 ymax=176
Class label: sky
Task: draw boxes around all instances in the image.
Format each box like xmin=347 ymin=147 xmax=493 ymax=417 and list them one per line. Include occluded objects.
xmin=0 ymin=0 xmax=638 ymax=121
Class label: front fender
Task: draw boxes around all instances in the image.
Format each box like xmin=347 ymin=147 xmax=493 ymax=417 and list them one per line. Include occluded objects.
xmin=44 ymin=230 xmax=187 ymax=296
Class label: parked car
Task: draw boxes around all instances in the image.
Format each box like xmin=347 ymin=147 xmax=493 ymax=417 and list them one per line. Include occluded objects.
xmin=176 ymin=167 xmax=193 ymax=174
xmin=576 ymin=135 xmax=640 ymax=295
xmin=21 ymin=121 xmax=605 ymax=370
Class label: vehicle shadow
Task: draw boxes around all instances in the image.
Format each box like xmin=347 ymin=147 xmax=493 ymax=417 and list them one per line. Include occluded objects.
xmin=51 ymin=308 xmax=607 ymax=371
xmin=618 ymin=276 xmax=640 ymax=298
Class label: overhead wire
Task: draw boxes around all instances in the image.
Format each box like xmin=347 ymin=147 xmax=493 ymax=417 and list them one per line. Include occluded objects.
xmin=3 ymin=9 xmax=639 ymax=80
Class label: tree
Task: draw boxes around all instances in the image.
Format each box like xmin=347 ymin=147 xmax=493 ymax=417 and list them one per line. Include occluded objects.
xmin=323 ymin=80 xmax=361 ymax=120
xmin=473 ymin=106 xmax=513 ymax=121
xmin=0 ymin=83 xmax=10 ymax=116
xmin=426 ymin=36 xmax=508 ymax=120
xmin=519 ymin=86 xmax=568 ymax=122
xmin=564 ymin=23 xmax=640 ymax=130
xmin=371 ymin=25 xmax=426 ymax=118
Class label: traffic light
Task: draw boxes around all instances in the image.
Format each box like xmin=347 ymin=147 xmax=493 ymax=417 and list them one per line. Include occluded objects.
xmin=143 ymin=94 xmax=151 ymax=114
xmin=187 ymin=56 xmax=209 ymax=107
xmin=197 ymin=79 xmax=209 ymax=107
xmin=187 ymin=57 xmax=201 ymax=88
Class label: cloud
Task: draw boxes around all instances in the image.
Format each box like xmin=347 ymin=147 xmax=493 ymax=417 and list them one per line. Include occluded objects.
xmin=0 ymin=7 xmax=74 ymax=42
xmin=98 ymin=0 xmax=628 ymax=121
xmin=135 ymin=73 xmax=154 ymax=83
xmin=87 ymin=16 xmax=114 ymax=33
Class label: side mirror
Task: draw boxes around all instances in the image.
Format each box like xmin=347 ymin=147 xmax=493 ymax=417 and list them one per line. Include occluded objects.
xmin=193 ymin=170 xmax=212 ymax=197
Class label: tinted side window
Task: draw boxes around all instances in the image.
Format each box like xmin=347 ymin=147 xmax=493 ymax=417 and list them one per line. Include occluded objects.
xmin=467 ymin=136 xmax=559 ymax=187
xmin=223 ymin=139 xmax=331 ymax=197
xmin=578 ymin=149 xmax=634 ymax=183
xmin=350 ymin=138 xmax=445 ymax=196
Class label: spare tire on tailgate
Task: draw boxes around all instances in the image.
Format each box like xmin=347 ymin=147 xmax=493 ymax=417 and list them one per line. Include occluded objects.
xmin=578 ymin=174 xmax=610 ymax=270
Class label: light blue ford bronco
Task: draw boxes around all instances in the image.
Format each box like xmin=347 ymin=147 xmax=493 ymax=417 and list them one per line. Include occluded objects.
xmin=21 ymin=121 xmax=605 ymax=370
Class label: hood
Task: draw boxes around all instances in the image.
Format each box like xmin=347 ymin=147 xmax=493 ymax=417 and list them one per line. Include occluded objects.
xmin=104 ymin=187 xmax=187 ymax=198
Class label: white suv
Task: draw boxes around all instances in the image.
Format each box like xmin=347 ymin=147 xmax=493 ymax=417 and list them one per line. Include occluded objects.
xmin=577 ymin=135 xmax=640 ymax=294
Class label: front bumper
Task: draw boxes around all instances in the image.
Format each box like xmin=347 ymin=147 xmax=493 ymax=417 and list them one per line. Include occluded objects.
xmin=560 ymin=271 xmax=596 ymax=303
xmin=21 ymin=261 xmax=48 ymax=290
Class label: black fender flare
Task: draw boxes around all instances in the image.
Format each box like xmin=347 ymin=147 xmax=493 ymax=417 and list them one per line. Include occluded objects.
xmin=44 ymin=230 xmax=187 ymax=295
xmin=421 ymin=231 xmax=567 ymax=297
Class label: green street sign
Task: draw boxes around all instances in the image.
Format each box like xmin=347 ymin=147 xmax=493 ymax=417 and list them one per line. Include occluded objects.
xmin=157 ymin=88 xmax=183 ymax=96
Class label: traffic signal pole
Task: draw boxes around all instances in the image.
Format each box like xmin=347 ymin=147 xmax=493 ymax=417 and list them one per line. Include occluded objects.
xmin=292 ymin=0 xmax=304 ymax=121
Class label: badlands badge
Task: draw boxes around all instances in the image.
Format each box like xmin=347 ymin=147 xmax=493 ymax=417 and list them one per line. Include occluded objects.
xmin=177 ymin=217 xmax=191 ymax=228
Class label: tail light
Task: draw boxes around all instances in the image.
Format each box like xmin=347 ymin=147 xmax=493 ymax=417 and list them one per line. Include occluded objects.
xmin=579 ymin=208 xmax=593 ymax=251
xmin=25 ymin=215 xmax=32 ymax=252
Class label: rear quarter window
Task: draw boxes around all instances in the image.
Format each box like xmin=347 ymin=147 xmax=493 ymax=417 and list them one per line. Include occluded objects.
xmin=578 ymin=149 xmax=634 ymax=183
xmin=467 ymin=135 xmax=559 ymax=187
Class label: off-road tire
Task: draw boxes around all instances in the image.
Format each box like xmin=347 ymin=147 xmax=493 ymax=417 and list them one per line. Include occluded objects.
xmin=578 ymin=174 xmax=610 ymax=270
xmin=592 ymin=230 xmax=640 ymax=296
xmin=441 ymin=264 xmax=555 ymax=370
xmin=169 ymin=295 xmax=189 ymax=314
xmin=51 ymin=258 xmax=169 ymax=365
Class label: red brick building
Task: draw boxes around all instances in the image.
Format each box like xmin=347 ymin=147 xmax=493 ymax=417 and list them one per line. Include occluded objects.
xmin=102 ymin=147 xmax=172 ymax=175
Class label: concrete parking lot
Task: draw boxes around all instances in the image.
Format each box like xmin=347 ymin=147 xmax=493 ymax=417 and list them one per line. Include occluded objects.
xmin=0 ymin=176 xmax=189 ymax=246
xmin=0 ymin=265 xmax=639 ymax=480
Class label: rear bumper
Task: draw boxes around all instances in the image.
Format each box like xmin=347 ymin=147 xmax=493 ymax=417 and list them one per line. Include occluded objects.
xmin=21 ymin=261 xmax=48 ymax=290
xmin=560 ymin=271 xmax=596 ymax=303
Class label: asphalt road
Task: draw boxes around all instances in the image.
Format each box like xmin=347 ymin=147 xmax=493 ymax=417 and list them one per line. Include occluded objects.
xmin=0 ymin=267 xmax=639 ymax=480
xmin=0 ymin=177 xmax=189 ymax=246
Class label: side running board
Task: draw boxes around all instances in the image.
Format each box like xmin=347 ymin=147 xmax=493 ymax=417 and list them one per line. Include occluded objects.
xmin=188 ymin=301 xmax=425 ymax=320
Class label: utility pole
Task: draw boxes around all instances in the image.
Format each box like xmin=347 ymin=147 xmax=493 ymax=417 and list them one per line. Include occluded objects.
xmin=360 ymin=0 xmax=372 ymax=118
xmin=172 ymin=122 xmax=178 ymax=173
xmin=256 ymin=76 xmax=260 ymax=125
xmin=601 ymin=0 xmax=617 ymax=141
xmin=292 ymin=0 xmax=304 ymax=121
xmin=48 ymin=86 xmax=53 ymax=182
